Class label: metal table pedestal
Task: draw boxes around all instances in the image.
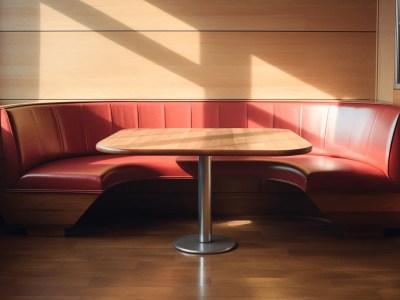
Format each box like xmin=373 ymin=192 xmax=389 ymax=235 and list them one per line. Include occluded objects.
xmin=173 ymin=156 xmax=237 ymax=254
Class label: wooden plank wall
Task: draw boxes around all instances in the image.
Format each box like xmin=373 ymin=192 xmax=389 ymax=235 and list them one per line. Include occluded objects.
xmin=377 ymin=0 xmax=396 ymax=104
xmin=0 ymin=0 xmax=377 ymax=104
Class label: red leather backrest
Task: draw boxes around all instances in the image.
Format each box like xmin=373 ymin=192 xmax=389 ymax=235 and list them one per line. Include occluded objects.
xmin=323 ymin=104 xmax=395 ymax=173
xmin=2 ymin=100 xmax=400 ymax=187
xmin=110 ymin=102 xmax=139 ymax=130
xmin=253 ymin=101 xmax=400 ymax=181
xmin=192 ymin=102 xmax=219 ymax=127
xmin=1 ymin=109 xmax=20 ymax=188
xmin=165 ymin=103 xmax=192 ymax=128
xmin=6 ymin=103 xmax=114 ymax=177
xmin=268 ymin=102 xmax=400 ymax=181
xmin=247 ymin=102 xmax=328 ymax=154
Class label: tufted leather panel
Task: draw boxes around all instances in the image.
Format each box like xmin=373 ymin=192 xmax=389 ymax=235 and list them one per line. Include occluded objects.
xmin=219 ymin=102 xmax=247 ymax=128
xmin=51 ymin=104 xmax=89 ymax=156
xmin=8 ymin=106 xmax=54 ymax=174
xmin=297 ymin=103 xmax=330 ymax=155
xmin=273 ymin=102 xmax=302 ymax=135
xmin=81 ymin=103 xmax=114 ymax=152
xmin=138 ymin=102 xmax=165 ymax=128
xmin=247 ymin=102 xmax=274 ymax=128
xmin=110 ymin=102 xmax=139 ymax=131
xmin=191 ymin=102 xmax=219 ymax=128
xmin=165 ymin=102 xmax=192 ymax=128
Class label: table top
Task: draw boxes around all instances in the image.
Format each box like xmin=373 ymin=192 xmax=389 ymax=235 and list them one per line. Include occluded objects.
xmin=96 ymin=128 xmax=312 ymax=156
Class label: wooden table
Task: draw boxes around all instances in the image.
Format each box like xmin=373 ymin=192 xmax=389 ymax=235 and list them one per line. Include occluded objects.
xmin=96 ymin=128 xmax=312 ymax=254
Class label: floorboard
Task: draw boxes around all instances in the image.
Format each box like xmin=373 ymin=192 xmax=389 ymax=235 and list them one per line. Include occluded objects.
xmin=1 ymin=215 xmax=400 ymax=299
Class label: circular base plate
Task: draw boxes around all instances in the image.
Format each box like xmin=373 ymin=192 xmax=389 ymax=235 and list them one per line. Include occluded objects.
xmin=173 ymin=234 xmax=237 ymax=254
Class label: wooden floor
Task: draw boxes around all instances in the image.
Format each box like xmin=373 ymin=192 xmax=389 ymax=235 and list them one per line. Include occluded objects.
xmin=1 ymin=215 xmax=400 ymax=300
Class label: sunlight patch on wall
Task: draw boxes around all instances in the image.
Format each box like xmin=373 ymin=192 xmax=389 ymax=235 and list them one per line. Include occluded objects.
xmin=251 ymin=55 xmax=334 ymax=99
xmin=39 ymin=32 xmax=203 ymax=99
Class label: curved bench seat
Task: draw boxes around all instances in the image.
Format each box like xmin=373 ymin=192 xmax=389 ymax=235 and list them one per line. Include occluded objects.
xmin=179 ymin=155 xmax=396 ymax=191
xmin=1 ymin=100 xmax=400 ymax=236
xmin=12 ymin=155 xmax=197 ymax=193
xmin=11 ymin=153 xmax=395 ymax=195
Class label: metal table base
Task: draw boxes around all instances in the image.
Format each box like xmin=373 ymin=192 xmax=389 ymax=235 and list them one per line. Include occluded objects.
xmin=173 ymin=156 xmax=237 ymax=254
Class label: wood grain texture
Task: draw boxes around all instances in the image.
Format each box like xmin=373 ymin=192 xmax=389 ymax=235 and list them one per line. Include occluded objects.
xmin=1 ymin=216 xmax=400 ymax=299
xmin=308 ymin=191 xmax=400 ymax=213
xmin=96 ymin=128 xmax=312 ymax=156
xmin=0 ymin=192 xmax=98 ymax=235
xmin=377 ymin=0 xmax=396 ymax=102
xmin=308 ymin=191 xmax=400 ymax=236
xmin=0 ymin=0 xmax=377 ymax=102
xmin=0 ymin=31 xmax=376 ymax=100
xmin=0 ymin=179 xmax=320 ymax=235
xmin=394 ymin=89 xmax=400 ymax=106
xmin=82 ymin=179 xmax=320 ymax=222
xmin=0 ymin=0 xmax=377 ymax=31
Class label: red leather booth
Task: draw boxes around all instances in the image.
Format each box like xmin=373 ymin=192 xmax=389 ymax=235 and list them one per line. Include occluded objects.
xmin=1 ymin=100 xmax=400 ymax=236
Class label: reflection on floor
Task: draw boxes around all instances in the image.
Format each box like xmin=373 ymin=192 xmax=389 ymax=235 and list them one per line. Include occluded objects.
xmin=1 ymin=215 xmax=400 ymax=299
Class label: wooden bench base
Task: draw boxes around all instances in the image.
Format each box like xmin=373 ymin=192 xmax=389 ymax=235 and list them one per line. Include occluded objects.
xmin=2 ymin=185 xmax=400 ymax=237
xmin=309 ymin=191 xmax=400 ymax=237
xmin=0 ymin=192 xmax=98 ymax=236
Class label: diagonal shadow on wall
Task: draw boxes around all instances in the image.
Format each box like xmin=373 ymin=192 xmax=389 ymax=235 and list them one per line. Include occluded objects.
xmin=0 ymin=0 xmax=377 ymax=103
xmin=40 ymin=0 xmax=376 ymax=101
xmin=0 ymin=0 xmax=375 ymax=99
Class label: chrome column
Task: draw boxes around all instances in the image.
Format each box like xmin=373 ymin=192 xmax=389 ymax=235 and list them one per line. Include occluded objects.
xmin=173 ymin=155 xmax=237 ymax=254
xmin=198 ymin=155 xmax=212 ymax=243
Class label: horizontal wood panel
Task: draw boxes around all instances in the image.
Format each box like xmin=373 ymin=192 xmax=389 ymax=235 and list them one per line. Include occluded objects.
xmin=0 ymin=193 xmax=97 ymax=211
xmin=377 ymin=0 xmax=395 ymax=102
xmin=0 ymin=32 xmax=376 ymax=100
xmin=2 ymin=211 xmax=86 ymax=225
xmin=0 ymin=0 xmax=377 ymax=32
xmin=394 ymin=89 xmax=400 ymax=105
xmin=309 ymin=192 xmax=400 ymax=213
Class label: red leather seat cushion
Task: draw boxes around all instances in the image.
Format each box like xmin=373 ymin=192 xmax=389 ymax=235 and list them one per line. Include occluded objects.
xmin=4 ymin=101 xmax=400 ymax=193
xmin=269 ymin=155 xmax=396 ymax=191
xmin=178 ymin=155 xmax=396 ymax=192
xmin=10 ymin=154 xmax=398 ymax=193
xmin=13 ymin=155 xmax=197 ymax=193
